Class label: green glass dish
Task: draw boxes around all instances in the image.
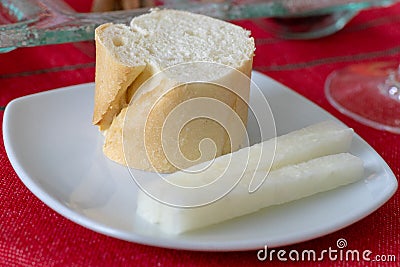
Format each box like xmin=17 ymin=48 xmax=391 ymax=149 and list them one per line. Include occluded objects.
xmin=0 ymin=0 xmax=397 ymax=52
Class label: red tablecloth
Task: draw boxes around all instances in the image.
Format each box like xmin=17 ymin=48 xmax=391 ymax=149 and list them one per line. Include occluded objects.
xmin=1 ymin=1 xmax=399 ymax=266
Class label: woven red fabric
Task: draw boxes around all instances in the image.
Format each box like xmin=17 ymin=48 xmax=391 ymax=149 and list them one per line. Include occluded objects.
xmin=1 ymin=1 xmax=399 ymax=266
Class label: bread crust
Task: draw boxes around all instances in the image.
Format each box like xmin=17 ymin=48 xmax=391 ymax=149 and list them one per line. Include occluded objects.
xmin=93 ymin=23 xmax=145 ymax=130
xmin=103 ymin=60 xmax=253 ymax=173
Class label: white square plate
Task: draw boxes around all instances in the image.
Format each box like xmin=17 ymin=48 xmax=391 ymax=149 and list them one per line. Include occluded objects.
xmin=3 ymin=71 xmax=397 ymax=251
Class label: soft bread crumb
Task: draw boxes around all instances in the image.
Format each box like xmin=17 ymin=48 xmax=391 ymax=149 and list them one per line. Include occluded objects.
xmin=100 ymin=9 xmax=254 ymax=73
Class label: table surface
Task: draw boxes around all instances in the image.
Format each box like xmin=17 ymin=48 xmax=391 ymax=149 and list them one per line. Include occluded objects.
xmin=1 ymin=1 xmax=399 ymax=266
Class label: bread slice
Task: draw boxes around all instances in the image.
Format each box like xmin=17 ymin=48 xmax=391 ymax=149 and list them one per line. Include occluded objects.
xmin=93 ymin=9 xmax=255 ymax=173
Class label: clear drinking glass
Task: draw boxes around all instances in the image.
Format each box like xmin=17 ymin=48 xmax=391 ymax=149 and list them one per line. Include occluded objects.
xmin=325 ymin=62 xmax=400 ymax=134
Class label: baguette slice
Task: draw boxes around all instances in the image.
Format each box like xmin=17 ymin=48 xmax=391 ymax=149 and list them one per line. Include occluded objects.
xmin=93 ymin=10 xmax=255 ymax=173
xmin=137 ymin=153 xmax=364 ymax=235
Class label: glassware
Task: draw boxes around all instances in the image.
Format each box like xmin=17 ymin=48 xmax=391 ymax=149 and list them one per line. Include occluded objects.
xmin=0 ymin=0 xmax=397 ymax=52
xmin=325 ymin=62 xmax=400 ymax=134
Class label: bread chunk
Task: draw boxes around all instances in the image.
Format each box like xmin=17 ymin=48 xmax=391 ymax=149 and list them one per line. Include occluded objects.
xmin=93 ymin=9 xmax=255 ymax=173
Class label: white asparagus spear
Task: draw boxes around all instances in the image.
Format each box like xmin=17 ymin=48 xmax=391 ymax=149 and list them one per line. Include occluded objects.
xmin=137 ymin=153 xmax=364 ymax=234
xmin=135 ymin=121 xmax=355 ymax=208
xmin=136 ymin=121 xmax=357 ymax=233
xmin=245 ymin=120 xmax=355 ymax=173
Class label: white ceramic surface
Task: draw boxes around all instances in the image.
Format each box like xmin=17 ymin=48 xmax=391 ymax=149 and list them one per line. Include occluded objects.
xmin=3 ymin=71 xmax=397 ymax=251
